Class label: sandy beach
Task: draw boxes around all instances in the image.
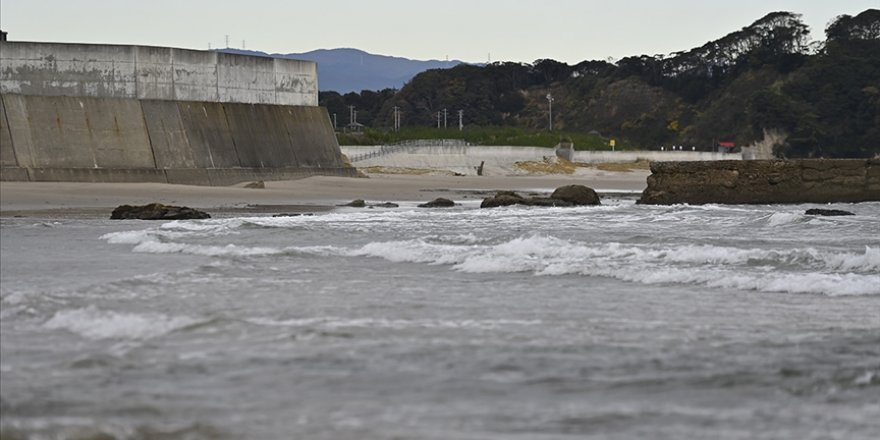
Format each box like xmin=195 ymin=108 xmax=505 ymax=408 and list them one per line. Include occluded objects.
xmin=0 ymin=169 xmax=649 ymax=218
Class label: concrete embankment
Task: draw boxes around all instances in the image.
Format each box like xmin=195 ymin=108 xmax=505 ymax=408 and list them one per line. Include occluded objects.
xmin=0 ymin=94 xmax=355 ymax=185
xmin=0 ymin=41 xmax=353 ymax=185
xmin=638 ymin=159 xmax=880 ymax=204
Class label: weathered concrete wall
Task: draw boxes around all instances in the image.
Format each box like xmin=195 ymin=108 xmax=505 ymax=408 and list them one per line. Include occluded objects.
xmin=0 ymin=95 xmax=17 ymax=166
xmin=0 ymin=41 xmax=350 ymax=184
xmin=0 ymin=93 xmax=355 ymax=185
xmin=0 ymin=41 xmax=317 ymax=105
xmin=638 ymin=160 xmax=880 ymax=204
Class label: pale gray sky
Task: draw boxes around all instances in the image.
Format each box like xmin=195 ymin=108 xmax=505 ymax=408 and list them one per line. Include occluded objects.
xmin=1 ymin=0 xmax=875 ymax=64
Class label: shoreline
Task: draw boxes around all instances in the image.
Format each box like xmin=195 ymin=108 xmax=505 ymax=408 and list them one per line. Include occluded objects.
xmin=0 ymin=170 xmax=649 ymax=219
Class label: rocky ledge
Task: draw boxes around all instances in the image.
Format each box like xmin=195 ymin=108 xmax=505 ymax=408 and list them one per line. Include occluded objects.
xmin=638 ymin=159 xmax=880 ymax=205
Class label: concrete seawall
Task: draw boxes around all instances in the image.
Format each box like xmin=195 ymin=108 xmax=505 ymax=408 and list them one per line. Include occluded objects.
xmin=638 ymin=160 xmax=880 ymax=204
xmin=0 ymin=94 xmax=355 ymax=185
xmin=0 ymin=41 xmax=354 ymax=185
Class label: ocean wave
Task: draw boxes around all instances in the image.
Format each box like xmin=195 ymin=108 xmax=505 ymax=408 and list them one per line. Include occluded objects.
xmin=766 ymin=212 xmax=806 ymax=227
xmin=103 ymin=229 xmax=343 ymax=258
xmin=346 ymin=236 xmax=880 ymax=296
xmin=43 ymin=306 xmax=200 ymax=340
xmin=130 ymin=240 xmax=285 ymax=257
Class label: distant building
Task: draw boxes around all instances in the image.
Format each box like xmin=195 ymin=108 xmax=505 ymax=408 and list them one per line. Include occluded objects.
xmin=717 ymin=141 xmax=736 ymax=153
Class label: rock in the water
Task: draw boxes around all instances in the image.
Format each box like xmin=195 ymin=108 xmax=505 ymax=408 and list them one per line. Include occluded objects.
xmin=110 ymin=203 xmax=210 ymax=220
xmin=805 ymin=208 xmax=855 ymax=216
xmin=418 ymin=198 xmax=456 ymax=208
xmin=480 ymin=191 xmax=525 ymax=208
xmin=341 ymin=199 xmax=366 ymax=208
xmin=550 ymin=185 xmax=601 ymax=205
xmin=371 ymin=202 xmax=400 ymax=208
xmin=480 ymin=190 xmax=582 ymax=208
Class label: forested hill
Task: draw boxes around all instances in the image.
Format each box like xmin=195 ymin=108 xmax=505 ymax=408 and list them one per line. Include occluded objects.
xmin=320 ymin=10 xmax=880 ymax=158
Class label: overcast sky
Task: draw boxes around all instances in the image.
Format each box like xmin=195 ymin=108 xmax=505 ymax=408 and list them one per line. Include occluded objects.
xmin=1 ymin=0 xmax=875 ymax=64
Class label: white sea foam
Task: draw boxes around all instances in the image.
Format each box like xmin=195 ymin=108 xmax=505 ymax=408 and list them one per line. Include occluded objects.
xmin=44 ymin=306 xmax=199 ymax=340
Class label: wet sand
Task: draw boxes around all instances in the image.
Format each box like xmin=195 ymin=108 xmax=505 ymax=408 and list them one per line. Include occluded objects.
xmin=0 ymin=169 xmax=649 ymax=218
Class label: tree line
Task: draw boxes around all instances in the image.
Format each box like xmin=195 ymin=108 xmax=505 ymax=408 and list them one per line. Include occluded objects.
xmin=320 ymin=9 xmax=879 ymax=158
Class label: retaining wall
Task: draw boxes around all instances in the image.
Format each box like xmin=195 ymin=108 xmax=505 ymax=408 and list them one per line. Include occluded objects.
xmin=0 ymin=42 xmax=355 ymax=184
xmin=0 ymin=94 xmax=355 ymax=185
xmin=340 ymin=145 xmax=740 ymax=176
xmin=638 ymin=159 xmax=880 ymax=204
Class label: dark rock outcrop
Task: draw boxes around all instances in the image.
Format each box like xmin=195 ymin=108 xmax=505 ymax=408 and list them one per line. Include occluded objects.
xmin=110 ymin=203 xmax=210 ymax=220
xmin=805 ymin=208 xmax=855 ymax=216
xmin=480 ymin=191 xmax=525 ymax=208
xmin=480 ymin=185 xmax=599 ymax=209
xmin=341 ymin=199 xmax=367 ymax=208
xmin=418 ymin=198 xmax=456 ymax=208
xmin=550 ymin=185 xmax=601 ymax=205
xmin=639 ymin=159 xmax=880 ymax=205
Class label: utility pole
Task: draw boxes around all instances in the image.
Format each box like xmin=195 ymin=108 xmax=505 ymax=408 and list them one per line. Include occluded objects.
xmin=458 ymin=110 xmax=464 ymax=131
xmin=225 ymin=35 xmax=230 ymax=49
xmin=436 ymin=111 xmax=441 ymax=128
xmin=443 ymin=108 xmax=448 ymax=129
xmin=546 ymin=93 xmax=554 ymax=131
xmin=349 ymin=105 xmax=355 ymax=126
xmin=332 ymin=113 xmax=337 ymax=129
xmin=242 ymin=40 xmax=246 ymax=49
xmin=392 ymin=106 xmax=400 ymax=131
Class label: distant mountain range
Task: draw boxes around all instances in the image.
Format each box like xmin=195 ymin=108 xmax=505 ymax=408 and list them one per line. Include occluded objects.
xmin=218 ymin=48 xmax=464 ymax=93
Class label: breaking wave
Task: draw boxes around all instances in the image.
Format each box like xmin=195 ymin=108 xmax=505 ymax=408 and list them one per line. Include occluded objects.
xmin=345 ymin=236 xmax=880 ymax=296
xmin=44 ymin=306 xmax=201 ymax=340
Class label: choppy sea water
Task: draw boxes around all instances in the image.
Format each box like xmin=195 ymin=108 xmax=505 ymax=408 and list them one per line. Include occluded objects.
xmin=1 ymin=199 xmax=879 ymax=439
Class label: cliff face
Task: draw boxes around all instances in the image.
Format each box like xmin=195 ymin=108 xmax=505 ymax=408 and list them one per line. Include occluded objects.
xmin=638 ymin=160 xmax=880 ymax=205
